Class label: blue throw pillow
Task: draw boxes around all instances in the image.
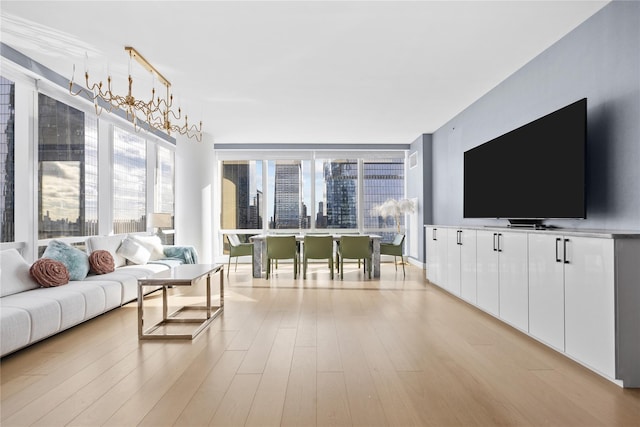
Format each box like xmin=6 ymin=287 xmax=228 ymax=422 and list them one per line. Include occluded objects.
xmin=42 ymin=240 xmax=90 ymax=281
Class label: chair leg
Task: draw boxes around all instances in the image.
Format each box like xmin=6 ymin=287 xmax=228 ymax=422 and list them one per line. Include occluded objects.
xmin=340 ymin=257 xmax=344 ymax=280
xmin=227 ymin=256 xmax=231 ymax=277
xmin=235 ymin=256 xmax=239 ymax=272
xmin=394 ymin=256 xmax=397 ymax=271
xmin=266 ymin=257 xmax=271 ymax=279
xmin=329 ymin=258 xmax=334 ymax=280
xmin=303 ymin=257 xmax=307 ymax=279
xmin=294 ymin=255 xmax=298 ymax=279
xmin=401 ymin=255 xmax=405 ymax=277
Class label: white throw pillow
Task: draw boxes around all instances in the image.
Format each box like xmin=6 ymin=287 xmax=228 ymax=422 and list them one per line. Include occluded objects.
xmin=0 ymin=249 xmax=39 ymax=297
xmin=116 ymin=236 xmax=151 ymax=265
xmin=86 ymin=234 xmax=127 ymax=267
xmin=130 ymin=235 xmax=165 ymax=261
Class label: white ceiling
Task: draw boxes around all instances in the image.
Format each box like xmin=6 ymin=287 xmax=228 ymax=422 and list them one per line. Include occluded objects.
xmin=1 ymin=1 xmax=609 ymax=145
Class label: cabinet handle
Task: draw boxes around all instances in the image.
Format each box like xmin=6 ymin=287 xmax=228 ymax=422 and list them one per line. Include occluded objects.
xmin=457 ymin=230 xmax=462 ymax=245
xmin=493 ymin=233 xmax=497 ymax=251
xmin=497 ymin=233 xmax=503 ymax=252
xmin=555 ymin=238 xmax=562 ymax=263
xmin=563 ymin=238 xmax=570 ymax=264
xmin=433 ymin=228 xmax=437 ymax=241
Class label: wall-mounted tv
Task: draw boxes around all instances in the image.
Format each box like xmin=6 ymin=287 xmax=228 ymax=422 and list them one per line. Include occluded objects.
xmin=463 ymin=98 xmax=586 ymax=225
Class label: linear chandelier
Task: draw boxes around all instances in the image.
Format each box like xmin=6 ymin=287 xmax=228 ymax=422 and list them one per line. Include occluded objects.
xmin=69 ymin=46 xmax=202 ymax=141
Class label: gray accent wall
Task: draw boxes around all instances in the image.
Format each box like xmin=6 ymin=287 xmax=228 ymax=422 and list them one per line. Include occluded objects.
xmin=432 ymin=1 xmax=640 ymax=231
xmin=407 ymin=134 xmax=432 ymax=262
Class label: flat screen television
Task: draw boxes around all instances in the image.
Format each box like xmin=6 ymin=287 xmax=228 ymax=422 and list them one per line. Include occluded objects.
xmin=463 ymin=98 xmax=586 ymax=225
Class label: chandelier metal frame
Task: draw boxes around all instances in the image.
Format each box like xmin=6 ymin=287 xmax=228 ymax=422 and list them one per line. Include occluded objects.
xmin=69 ymin=46 xmax=202 ymax=141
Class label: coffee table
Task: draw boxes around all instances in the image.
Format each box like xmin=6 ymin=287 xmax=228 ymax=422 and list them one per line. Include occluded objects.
xmin=137 ymin=264 xmax=224 ymax=340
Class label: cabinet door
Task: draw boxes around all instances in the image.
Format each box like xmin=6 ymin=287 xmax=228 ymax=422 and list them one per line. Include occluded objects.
xmin=498 ymin=232 xmax=529 ymax=332
xmin=528 ymin=233 xmax=565 ymax=351
xmin=476 ymin=230 xmax=499 ymax=316
xmin=446 ymin=229 xmax=461 ymax=296
xmin=564 ymin=236 xmax=616 ymax=378
xmin=426 ymin=227 xmax=445 ymax=285
xmin=460 ymin=229 xmax=477 ymax=304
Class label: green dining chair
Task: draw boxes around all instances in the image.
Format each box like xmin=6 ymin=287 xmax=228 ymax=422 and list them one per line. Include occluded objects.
xmin=334 ymin=232 xmax=360 ymax=272
xmin=380 ymin=233 xmax=405 ymax=276
xmin=338 ymin=235 xmax=372 ymax=279
xmin=303 ymin=235 xmax=334 ymax=279
xmin=227 ymin=234 xmax=253 ymax=277
xmin=266 ymin=235 xmax=299 ymax=279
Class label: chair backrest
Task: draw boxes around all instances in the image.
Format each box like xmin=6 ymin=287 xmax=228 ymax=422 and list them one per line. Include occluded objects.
xmin=267 ymin=235 xmax=297 ymax=259
xmin=228 ymin=234 xmax=241 ymax=247
xmin=339 ymin=235 xmax=371 ymax=259
xmin=304 ymin=235 xmax=333 ymax=259
xmin=393 ymin=233 xmax=405 ymax=246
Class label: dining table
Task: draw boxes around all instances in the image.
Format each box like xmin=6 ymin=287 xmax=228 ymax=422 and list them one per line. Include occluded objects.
xmin=249 ymin=233 xmax=382 ymax=278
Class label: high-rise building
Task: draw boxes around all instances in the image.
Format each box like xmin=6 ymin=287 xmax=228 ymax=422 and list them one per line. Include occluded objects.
xmin=221 ymin=161 xmax=262 ymax=229
xmin=324 ymin=160 xmax=357 ymax=228
xmin=363 ymin=159 xmax=405 ymax=229
xmin=273 ymin=161 xmax=301 ymax=228
xmin=0 ymin=77 xmax=15 ymax=242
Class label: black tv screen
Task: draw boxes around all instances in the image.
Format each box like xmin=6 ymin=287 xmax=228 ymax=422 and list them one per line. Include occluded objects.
xmin=464 ymin=98 xmax=586 ymax=220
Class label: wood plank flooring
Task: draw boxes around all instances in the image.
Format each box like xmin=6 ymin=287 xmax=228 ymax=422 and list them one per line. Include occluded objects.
xmin=2 ymin=262 xmax=639 ymax=426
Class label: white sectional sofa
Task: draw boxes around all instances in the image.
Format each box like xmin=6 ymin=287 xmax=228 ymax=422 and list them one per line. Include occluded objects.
xmin=0 ymin=234 xmax=197 ymax=357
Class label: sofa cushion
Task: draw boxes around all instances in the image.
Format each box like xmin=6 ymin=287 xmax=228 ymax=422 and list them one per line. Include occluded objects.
xmin=0 ymin=249 xmax=39 ymax=297
xmin=86 ymin=234 xmax=127 ymax=268
xmin=117 ymin=236 xmax=151 ymax=265
xmin=0 ymin=295 xmax=62 ymax=344
xmin=30 ymin=258 xmax=70 ymax=287
xmin=74 ymin=276 xmax=123 ymax=310
xmin=130 ymin=235 xmax=165 ymax=261
xmin=43 ymin=240 xmax=90 ymax=281
xmin=89 ymin=250 xmax=115 ymax=274
xmin=84 ymin=271 xmax=142 ymax=304
xmin=26 ymin=286 xmax=88 ymax=329
xmin=0 ymin=307 xmax=31 ymax=356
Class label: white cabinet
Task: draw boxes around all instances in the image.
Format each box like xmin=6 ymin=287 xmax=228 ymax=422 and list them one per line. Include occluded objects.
xmin=476 ymin=230 xmax=500 ymax=316
xmin=529 ymin=234 xmax=616 ymax=376
xmin=446 ymin=229 xmax=461 ymax=296
xmin=428 ymin=227 xmax=476 ymax=299
xmin=446 ymin=229 xmax=478 ymax=303
xmin=564 ymin=236 xmax=615 ymax=379
xmin=424 ymin=225 xmax=640 ymax=386
xmin=460 ymin=230 xmax=478 ymax=304
xmin=497 ymin=232 xmax=529 ymax=332
xmin=425 ymin=226 xmax=447 ymax=286
xmin=528 ymin=233 xmax=565 ymax=351
xmin=476 ymin=230 xmax=528 ymax=329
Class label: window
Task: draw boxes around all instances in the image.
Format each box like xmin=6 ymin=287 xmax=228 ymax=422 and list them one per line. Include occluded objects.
xmin=155 ymin=145 xmax=175 ymax=244
xmin=113 ymin=127 xmax=146 ymax=234
xmin=268 ymin=160 xmax=311 ymax=229
xmin=156 ymin=144 xmax=175 ymax=214
xmin=363 ymin=157 xmax=405 ymax=240
xmin=37 ymin=93 xmax=98 ymax=240
xmin=220 ymin=160 xmax=263 ymax=230
xmin=316 ymin=158 xmax=358 ymax=229
xmin=218 ymin=152 xmax=406 ymax=240
xmin=0 ymin=76 xmax=15 ymax=242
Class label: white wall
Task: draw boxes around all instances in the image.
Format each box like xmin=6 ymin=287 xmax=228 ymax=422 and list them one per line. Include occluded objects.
xmin=174 ymin=133 xmax=216 ymax=263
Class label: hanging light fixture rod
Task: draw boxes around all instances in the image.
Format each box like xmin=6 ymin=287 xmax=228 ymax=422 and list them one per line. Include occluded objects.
xmin=124 ymin=46 xmax=171 ymax=87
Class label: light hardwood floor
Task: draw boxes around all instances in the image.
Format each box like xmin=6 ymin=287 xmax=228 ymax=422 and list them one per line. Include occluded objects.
xmin=2 ymin=261 xmax=639 ymax=426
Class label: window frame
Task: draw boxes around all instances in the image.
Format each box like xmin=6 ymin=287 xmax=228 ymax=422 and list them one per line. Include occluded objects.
xmin=0 ymin=60 xmax=176 ymax=261
xmin=214 ymin=149 xmax=407 ymax=260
